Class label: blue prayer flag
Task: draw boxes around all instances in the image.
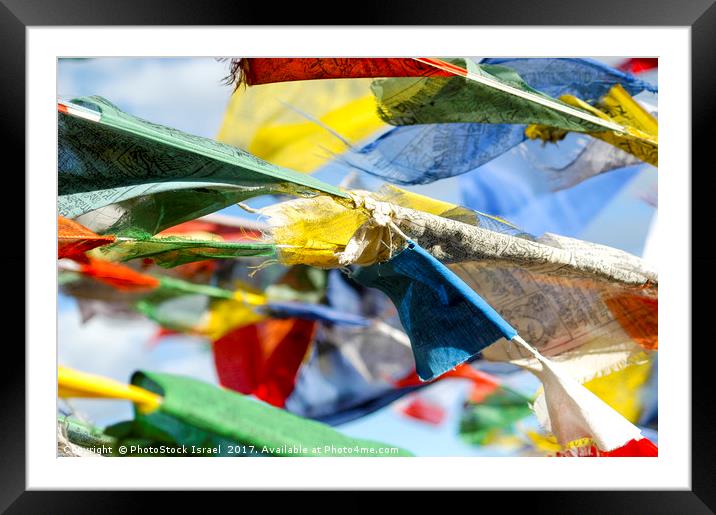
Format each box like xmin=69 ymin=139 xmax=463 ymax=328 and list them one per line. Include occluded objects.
xmin=264 ymin=301 xmax=370 ymax=327
xmin=479 ymin=57 xmax=657 ymax=100
xmin=459 ymin=151 xmax=644 ymax=238
xmin=352 ymin=241 xmax=517 ymax=381
xmin=344 ymin=58 xmax=656 ymax=186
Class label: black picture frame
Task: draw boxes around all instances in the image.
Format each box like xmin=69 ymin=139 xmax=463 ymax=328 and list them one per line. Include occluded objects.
xmin=4 ymin=0 xmax=713 ymax=510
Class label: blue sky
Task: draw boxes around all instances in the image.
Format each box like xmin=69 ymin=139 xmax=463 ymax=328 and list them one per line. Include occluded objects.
xmin=58 ymin=57 xmax=657 ymax=456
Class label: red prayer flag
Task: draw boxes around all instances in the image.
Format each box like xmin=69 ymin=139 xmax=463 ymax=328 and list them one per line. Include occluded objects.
xmin=213 ymin=318 xmax=317 ymax=407
xmin=618 ymin=58 xmax=658 ymax=74
xmin=238 ymin=57 xmax=453 ymax=86
xmin=601 ymin=437 xmax=658 ymax=457
xmin=401 ymin=397 xmax=446 ymax=425
xmin=557 ymin=437 xmax=658 ymax=457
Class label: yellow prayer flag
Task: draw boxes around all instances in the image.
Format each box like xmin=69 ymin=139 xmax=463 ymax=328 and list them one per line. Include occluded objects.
xmin=58 ymin=366 xmax=161 ymax=414
xmin=526 ymin=84 xmax=658 ymax=166
xmin=199 ymin=289 xmax=268 ymax=340
xmin=217 ymin=79 xmax=387 ymax=173
xmin=582 ymin=360 xmax=652 ymax=424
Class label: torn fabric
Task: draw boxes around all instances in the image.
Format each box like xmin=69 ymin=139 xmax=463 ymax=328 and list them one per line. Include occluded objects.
xmin=523 ymin=341 xmax=645 ymax=452
xmin=526 ymin=84 xmax=658 ymax=166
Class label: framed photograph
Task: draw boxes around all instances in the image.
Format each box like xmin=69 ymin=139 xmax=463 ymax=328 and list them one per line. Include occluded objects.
xmin=6 ymin=0 xmax=713 ymax=509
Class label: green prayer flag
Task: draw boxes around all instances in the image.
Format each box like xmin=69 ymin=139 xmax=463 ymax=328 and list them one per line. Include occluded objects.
xmin=133 ymin=292 xmax=209 ymax=334
xmin=371 ymin=58 xmax=607 ymax=132
xmin=157 ymin=276 xmax=240 ymax=300
xmin=59 ymin=96 xmax=346 ymax=235
xmin=458 ymin=388 xmax=533 ymax=446
xmin=133 ymin=271 xmax=327 ymax=335
xmin=58 ymin=415 xmax=117 ymax=449
xmin=119 ymin=371 xmax=412 ymax=457
xmin=92 ymin=228 xmax=276 ymax=268
xmin=132 ymin=277 xmax=243 ymax=333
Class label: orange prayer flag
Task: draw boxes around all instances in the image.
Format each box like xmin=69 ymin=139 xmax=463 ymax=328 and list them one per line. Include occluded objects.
xmin=78 ymin=258 xmax=160 ymax=292
xmin=58 ymin=216 xmax=116 ymax=261
xmin=443 ymin=364 xmax=501 ymax=386
xmin=605 ymin=294 xmax=658 ymax=350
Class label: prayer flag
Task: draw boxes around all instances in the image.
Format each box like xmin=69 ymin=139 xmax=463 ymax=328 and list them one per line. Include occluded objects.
xmin=343 ymin=57 xmax=655 ymax=185
xmin=352 ymin=240 xmax=518 ymax=381
xmin=92 ymin=228 xmax=276 ymax=268
xmin=123 ymin=371 xmax=413 ymax=456
xmin=263 ymin=189 xmax=657 ymax=383
xmin=401 ymin=397 xmax=446 ymax=425
xmin=526 ymin=84 xmax=658 ymax=166
xmin=159 ymin=214 xmax=265 ymax=241
xmin=58 ymin=216 xmax=116 ymax=261
xmin=618 ymin=58 xmax=658 ymax=74
xmin=217 ymin=78 xmax=386 ymax=173
xmin=213 ymin=318 xmax=317 ymax=407
xmin=74 ymin=258 xmax=160 ymax=292
xmin=481 ymin=57 xmax=657 ymax=100
xmin=59 ymin=96 xmax=345 ymax=235
xmin=231 ymin=57 xmax=452 ymax=86
xmin=371 ymin=58 xmax=610 ymax=132
xmin=459 ymin=388 xmax=533 ymax=446
xmin=60 ymin=367 xmax=412 ymax=456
